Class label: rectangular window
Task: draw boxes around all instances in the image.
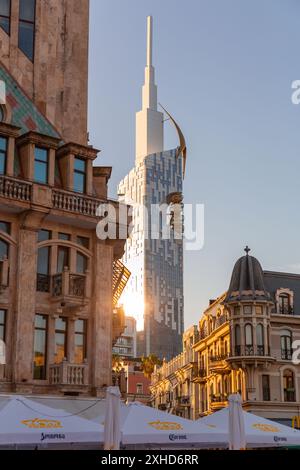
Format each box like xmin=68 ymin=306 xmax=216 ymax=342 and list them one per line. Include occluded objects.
xmin=74 ymin=319 xmax=87 ymax=364
xmin=59 ymin=233 xmax=71 ymax=241
xmin=243 ymin=305 xmax=252 ymax=315
xmin=18 ymin=0 xmax=36 ymax=61
xmin=255 ymin=306 xmax=263 ymax=315
xmin=74 ymin=157 xmax=86 ymax=193
xmin=0 ymin=221 xmax=10 ymax=234
xmin=0 ymin=309 xmax=6 ymax=342
xmin=136 ymin=383 xmax=143 ymax=395
xmin=262 ymin=375 xmax=270 ymax=401
xmin=0 ymin=0 xmax=10 ymax=35
xmin=57 ymin=247 xmax=69 ymax=273
xmin=0 ymin=137 xmax=7 ymax=175
xmin=76 ymin=252 xmax=88 ymax=274
xmin=55 ymin=317 xmax=67 ymax=364
xmin=77 ymin=236 xmax=89 ymax=249
xmin=34 ymin=147 xmax=48 ymax=184
xmin=33 ymin=314 xmax=47 ymax=380
xmin=38 ymin=230 xmax=51 ymax=243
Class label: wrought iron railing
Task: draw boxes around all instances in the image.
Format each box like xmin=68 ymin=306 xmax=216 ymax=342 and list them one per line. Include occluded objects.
xmin=112 ymin=260 xmax=131 ymax=306
xmin=36 ymin=274 xmax=51 ymax=293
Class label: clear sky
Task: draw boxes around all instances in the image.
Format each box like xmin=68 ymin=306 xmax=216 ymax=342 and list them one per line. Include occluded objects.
xmin=88 ymin=0 xmax=300 ymax=328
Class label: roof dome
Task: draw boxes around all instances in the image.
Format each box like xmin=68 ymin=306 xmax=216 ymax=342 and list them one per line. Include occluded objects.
xmin=225 ymin=247 xmax=271 ymax=303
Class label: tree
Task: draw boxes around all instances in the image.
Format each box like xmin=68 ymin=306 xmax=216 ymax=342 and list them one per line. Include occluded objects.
xmin=141 ymin=354 xmax=162 ymax=379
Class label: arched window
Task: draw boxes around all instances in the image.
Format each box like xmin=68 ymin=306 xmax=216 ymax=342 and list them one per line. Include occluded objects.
xmin=245 ymin=324 xmax=253 ymax=355
xmin=281 ymin=330 xmax=292 ymax=360
xmin=279 ymin=294 xmax=291 ymax=315
xmin=283 ymin=369 xmax=295 ymax=402
xmin=235 ymin=325 xmax=241 ymax=356
xmin=256 ymin=324 xmax=264 ymax=356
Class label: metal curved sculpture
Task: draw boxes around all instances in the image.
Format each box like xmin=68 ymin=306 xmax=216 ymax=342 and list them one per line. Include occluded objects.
xmin=159 ymin=103 xmax=187 ymax=178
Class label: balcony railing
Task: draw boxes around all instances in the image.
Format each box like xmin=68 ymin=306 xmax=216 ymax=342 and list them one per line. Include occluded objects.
xmin=209 ymin=353 xmax=229 ymax=362
xmin=279 ymin=306 xmax=294 ymax=315
xmin=52 ymin=271 xmax=86 ymax=299
xmin=281 ymin=349 xmax=293 ymax=361
xmin=112 ymin=260 xmax=131 ymax=307
xmin=36 ymin=274 xmax=51 ymax=293
xmin=232 ymin=345 xmax=271 ymax=357
xmin=0 ymin=175 xmax=32 ymax=202
xmin=210 ymin=394 xmax=228 ymax=404
xmin=49 ymin=361 xmax=88 ymax=386
xmin=52 ymin=189 xmax=103 ymax=217
xmin=176 ymin=396 xmax=190 ymax=406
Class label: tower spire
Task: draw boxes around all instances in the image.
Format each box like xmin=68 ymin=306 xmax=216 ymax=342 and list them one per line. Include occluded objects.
xmin=147 ymin=15 xmax=153 ymax=67
xmin=142 ymin=15 xmax=157 ymax=111
xmin=136 ymin=16 xmax=164 ymax=162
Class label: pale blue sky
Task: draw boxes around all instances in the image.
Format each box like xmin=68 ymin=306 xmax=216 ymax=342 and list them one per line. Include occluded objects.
xmin=88 ymin=0 xmax=300 ymax=328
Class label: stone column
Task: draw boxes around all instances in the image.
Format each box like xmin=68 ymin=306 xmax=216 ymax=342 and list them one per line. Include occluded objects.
xmin=90 ymin=240 xmax=113 ymax=395
xmin=68 ymin=318 xmax=76 ymax=364
xmin=13 ymin=227 xmax=38 ymax=386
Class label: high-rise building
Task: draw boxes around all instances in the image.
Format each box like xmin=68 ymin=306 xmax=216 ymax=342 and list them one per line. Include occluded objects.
xmin=0 ymin=0 xmax=130 ymax=396
xmin=113 ymin=316 xmax=137 ymax=359
xmin=118 ymin=17 xmax=184 ymax=360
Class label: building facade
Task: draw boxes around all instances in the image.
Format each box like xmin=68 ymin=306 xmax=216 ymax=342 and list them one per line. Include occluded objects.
xmin=151 ymin=249 xmax=300 ymax=426
xmin=112 ymin=358 xmax=151 ymax=405
xmin=113 ymin=316 xmax=137 ymax=359
xmin=0 ymin=0 xmax=130 ymax=396
xmin=118 ymin=17 xmax=184 ymax=360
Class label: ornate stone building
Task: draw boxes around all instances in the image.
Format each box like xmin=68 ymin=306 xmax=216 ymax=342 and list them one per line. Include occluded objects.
xmin=0 ymin=0 xmax=130 ymax=396
xmin=151 ymin=249 xmax=300 ymax=426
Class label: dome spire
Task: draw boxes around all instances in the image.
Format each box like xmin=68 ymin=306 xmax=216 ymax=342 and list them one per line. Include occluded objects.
xmin=244 ymin=246 xmax=251 ymax=255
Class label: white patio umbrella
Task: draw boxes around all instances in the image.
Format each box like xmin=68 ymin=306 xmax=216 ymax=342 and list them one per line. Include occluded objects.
xmin=199 ymin=407 xmax=300 ymax=448
xmin=228 ymin=394 xmax=246 ymax=450
xmin=0 ymin=396 xmax=104 ymax=447
xmin=121 ymin=402 xmax=226 ymax=448
xmin=104 ymin=386 xmax=121 ymax=450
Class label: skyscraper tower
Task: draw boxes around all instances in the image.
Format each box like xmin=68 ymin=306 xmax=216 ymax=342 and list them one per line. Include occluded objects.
xmin=118 ymin=17 xmax=184 ymax=360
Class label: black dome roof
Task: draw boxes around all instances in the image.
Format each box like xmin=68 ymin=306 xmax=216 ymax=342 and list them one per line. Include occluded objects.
xmin=225 ymin=250 xmax=271 ymax=303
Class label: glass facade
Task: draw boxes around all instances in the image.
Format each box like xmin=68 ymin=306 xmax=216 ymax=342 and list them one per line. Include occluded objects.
xmin=33 ymin=314 xmax=47 ymax=380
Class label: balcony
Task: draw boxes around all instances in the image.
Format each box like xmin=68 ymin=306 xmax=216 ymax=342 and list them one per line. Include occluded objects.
xmin=209 ymin=354 xmax=230 ymax=373
xmin=279 ymin=306 xmax=294 ymax=315
xmin=176 ymin=396 xmax=190 ymax=407
xmin=232 ymin=345 xmax=271 ymax=358
xmin=49 ymin=360 xmax=89 ymax=387
xmin=52 ymin=188 xmax=105 ymax=218
xmin=210 ymin=394 xmax=228 ymax=410
xmin=112 ymin=260 xmax=131 ymax=307
xmin=36 ymin=269 xmax=89 ymax=307
xmin=0 ymin=175 xmax=32 ymax=204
